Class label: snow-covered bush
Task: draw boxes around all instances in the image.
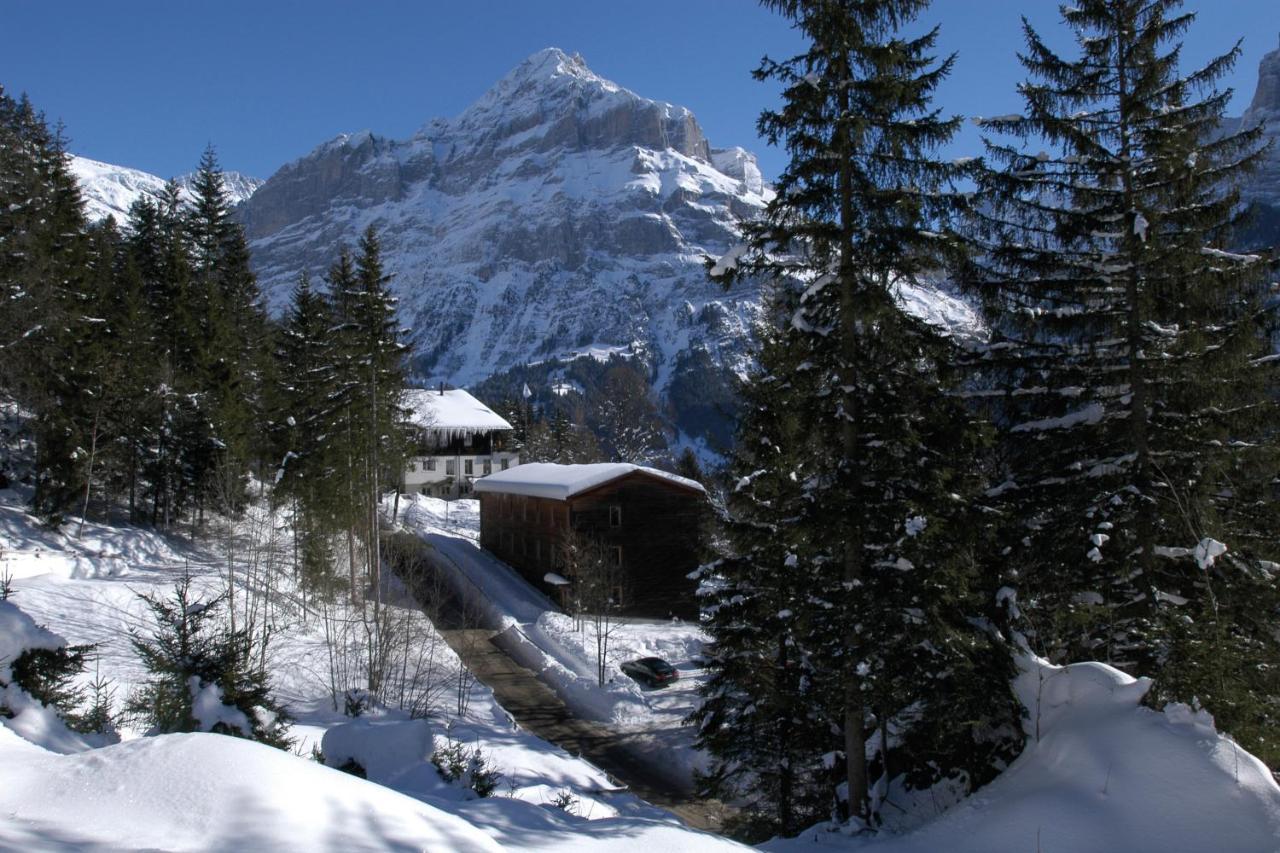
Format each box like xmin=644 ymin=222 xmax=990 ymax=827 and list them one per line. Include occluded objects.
xmin=0 ymin=599 xmax=114 ymax=749
xmin=432 ymin=737 xmax=502 ymax=797
xmin=126 ymin=576 xmax=292 ymax=749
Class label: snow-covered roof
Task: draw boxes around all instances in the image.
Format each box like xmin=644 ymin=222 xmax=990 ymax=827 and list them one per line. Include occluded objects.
xmin=473 ymin=462 xmax=705 ymax=501
xmin=404 ymin=388 xmax=512 ymax=437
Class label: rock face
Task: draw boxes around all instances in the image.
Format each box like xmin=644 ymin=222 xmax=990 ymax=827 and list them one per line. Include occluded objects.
xmin=69 ymin=155 xmax=263 ymax=223
xmin=1240 ymin=35 xmax=1280 ymax=207
xmin=1246 ymin=35 xmax=1280 ymax=122
xmin=240 ymin=49 xmax=772 ymax=429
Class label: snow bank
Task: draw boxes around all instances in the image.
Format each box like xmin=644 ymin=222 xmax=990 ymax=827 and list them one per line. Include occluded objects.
xmin=322 ymin=717 xmax=438 ymax=788
xmin=767 ymin=656 xmax=1280 ymax=853
xmin=0 ymin=725 xmax=504 ymax=852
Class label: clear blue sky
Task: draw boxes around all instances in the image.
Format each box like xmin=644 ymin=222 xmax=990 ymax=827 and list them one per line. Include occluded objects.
xmin=4 ymin=1 xmax=1276 ymax=181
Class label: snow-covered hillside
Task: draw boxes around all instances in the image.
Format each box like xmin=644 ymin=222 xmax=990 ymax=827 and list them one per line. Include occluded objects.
xmin=0 ymin=485 xmax=746 ymax=852
xmin=69 ymin=155 xmax=262 ymax=223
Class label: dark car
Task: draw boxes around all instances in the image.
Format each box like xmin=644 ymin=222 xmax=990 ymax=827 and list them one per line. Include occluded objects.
xmin=621 ymin=657 xmax=679 ymax=688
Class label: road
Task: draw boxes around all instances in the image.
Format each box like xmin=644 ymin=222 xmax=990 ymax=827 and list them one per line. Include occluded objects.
xmin=385 ymin=530 xmax=733 ymax=833
xmin=436 ymin=625 xmax=732 ymax=833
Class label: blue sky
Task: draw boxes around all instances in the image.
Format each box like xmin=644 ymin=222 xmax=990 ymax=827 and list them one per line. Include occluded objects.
xmin=4 ymin=1 xmax=1276 ymax=181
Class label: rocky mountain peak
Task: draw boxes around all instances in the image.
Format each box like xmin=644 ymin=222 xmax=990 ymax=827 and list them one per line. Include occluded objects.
xmin=451 ymin=47 xmax=710 ymax=161
xmin=1244 ymin=34 xmax=1280 ymax=122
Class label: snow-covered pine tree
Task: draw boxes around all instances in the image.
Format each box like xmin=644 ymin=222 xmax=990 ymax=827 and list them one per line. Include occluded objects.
xmin=267 ymin=271 xmax=344 ymax=596
xmin=122 ymin=193 xmax=200 ymax=527
xmin=184 ymin=146 xmax=268 ymax=513
xmin=315 ymin=229 xmax=409 ymax=612
xmin=350 ymin=226 xmax=409 ymax=603
xmin=127 ymin=576 xmax=292 ymax=749
xmin=0 ymin=87 xmax=94 ymax=521
xmin=710 ymin=0 xmax=1024 ymax=824
xmin=964 ymin=0 xmax=1280 ymax=760
xmin=690 ymin=288 xmax=835 ymax=840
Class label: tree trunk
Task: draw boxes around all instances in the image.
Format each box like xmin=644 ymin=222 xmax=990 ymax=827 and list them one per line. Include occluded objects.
xmin=77 ymin=404 xmax=102 ymax=539
xmin=836 ymin=56 xmax=870 ymax=823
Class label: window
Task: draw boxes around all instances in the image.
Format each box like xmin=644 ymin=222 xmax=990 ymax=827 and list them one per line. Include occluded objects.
xmin=408 ymin=461 xmax=417 ymax=473
xmin=446 ymin=459 xmax=456 ymax=476
xmin=611 ymin=546 xmax=623 ymax=568
xmin=501 ymin=458 xmax=510 ymax=471
xmin=426 ymin=458 xmax=437 ymax=472
xmin=464 ymin=459 xmax=474 ymax=476
xmin=609 ymin=505 xmax=622 ymax=528
xmin=483 ymin=460 xmax=492 ymax=476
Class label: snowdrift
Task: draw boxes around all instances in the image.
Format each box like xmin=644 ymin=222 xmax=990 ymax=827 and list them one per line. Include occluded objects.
xmin=0 ymin=724 xmax=504 ymax=852
xmin=767 ymin=657 xmax=1280 ymax=853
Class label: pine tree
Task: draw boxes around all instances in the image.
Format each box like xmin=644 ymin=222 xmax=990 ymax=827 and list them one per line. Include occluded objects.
xmin=691 ymin=290 xmax=836 ymax=839
xmin=708 ymin=0 xmax=1023 ymax=823
xmin=0 ymin=87 xmax=95 ymax=521
xmin=127 ymin=576 xmax=292 ymax=748
xmin=965 ymin=1 xmax=1280 ymax=759
xmin=184 ymin=146 xmax=267 ymax=515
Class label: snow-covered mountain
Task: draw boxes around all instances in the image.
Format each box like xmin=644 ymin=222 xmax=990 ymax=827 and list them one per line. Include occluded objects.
xmin=240 ymin=48 xmax=979 ymax=444
xmin=69 ymin=155 xmax=263 ymax=224
xmin=241 ymin=49 xmax=772 ymax=424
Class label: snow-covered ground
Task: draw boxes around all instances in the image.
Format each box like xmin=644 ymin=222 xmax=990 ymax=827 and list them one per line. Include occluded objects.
xmin=0 ymin=484 xmax=746 ymax=851
xmin=8 ymin=482 xmax=1280 ymax=852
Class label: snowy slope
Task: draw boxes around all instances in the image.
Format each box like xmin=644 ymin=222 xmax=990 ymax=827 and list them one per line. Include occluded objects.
xmin=69 ymin=154 xmax=263 ymax=223
xmin=0 ymin=725 xmax=505 ymax=853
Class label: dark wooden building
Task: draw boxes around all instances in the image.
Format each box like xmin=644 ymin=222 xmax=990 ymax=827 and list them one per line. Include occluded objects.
xmin=473 ymin=463 xmax=706 ymax=618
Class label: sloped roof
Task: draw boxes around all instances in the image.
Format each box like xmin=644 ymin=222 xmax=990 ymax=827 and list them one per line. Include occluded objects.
xmin=473 ymin=462 xmax=705 ymax=501
xmin=404 ymin=388 xmax=512 ymax=435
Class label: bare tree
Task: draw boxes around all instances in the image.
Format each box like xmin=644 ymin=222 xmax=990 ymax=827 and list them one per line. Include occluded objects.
xmin=561 ymin=527 xmax=627 ymax=687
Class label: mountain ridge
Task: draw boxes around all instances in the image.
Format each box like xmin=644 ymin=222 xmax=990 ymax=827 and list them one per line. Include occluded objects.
xmin=69 ymin=155 xmax=263 ymax=223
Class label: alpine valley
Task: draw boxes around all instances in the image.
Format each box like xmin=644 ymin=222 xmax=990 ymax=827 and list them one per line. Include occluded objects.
xmin=69 ymin=42 xmax=1280 ymax=452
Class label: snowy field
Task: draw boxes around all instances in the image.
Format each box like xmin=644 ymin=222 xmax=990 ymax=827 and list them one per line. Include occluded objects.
xmin=0 ymin=485 xmax=746 ymax=852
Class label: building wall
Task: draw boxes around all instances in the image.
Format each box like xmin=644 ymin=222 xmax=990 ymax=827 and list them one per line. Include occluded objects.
xmin=405 ymin=451 xmax=520 ymax=497
xmin=478 ymin=473 xmax=704 ymax=617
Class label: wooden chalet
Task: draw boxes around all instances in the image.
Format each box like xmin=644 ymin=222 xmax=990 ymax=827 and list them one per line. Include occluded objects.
xmin=473 ymin=463 xmax=706 ymax=618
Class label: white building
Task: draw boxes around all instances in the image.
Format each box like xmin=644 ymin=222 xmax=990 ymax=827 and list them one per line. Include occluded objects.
xmin=402 ymin=387 xmax=521 ymax=498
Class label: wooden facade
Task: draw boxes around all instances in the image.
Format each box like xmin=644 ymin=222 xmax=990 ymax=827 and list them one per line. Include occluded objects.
xmin=478 ymin=471 xmax=705 ymax=618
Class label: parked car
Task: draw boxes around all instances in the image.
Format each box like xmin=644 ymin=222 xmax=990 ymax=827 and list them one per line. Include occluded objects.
xmin=621 ymin=657 xmax=679 ymax=688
